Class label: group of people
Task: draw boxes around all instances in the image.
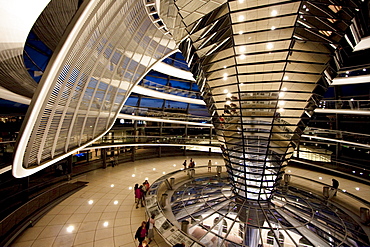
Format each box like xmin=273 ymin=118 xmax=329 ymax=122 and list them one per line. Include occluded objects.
xmin=182 ymin=158 xmax=213 ymax=172
xmin=182 ymin=158 xmax=196 ymax=170
xmin=134 ymin=180 xmax=150 ymax=209
xmin=135 ymin=214 xmax=156 ymax=246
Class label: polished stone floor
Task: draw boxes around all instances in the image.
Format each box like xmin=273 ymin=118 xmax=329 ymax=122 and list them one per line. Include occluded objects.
xmin=11 ymin=156 xmax=370 ymax=247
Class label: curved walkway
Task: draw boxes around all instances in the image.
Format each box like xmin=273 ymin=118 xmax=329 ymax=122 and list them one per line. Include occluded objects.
xmin=11 ymin=156 xmax=370 ymax=247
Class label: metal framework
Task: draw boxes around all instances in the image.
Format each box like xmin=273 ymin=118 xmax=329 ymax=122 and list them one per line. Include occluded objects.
xmin=160 ymin=0 xmax=361 ymax=200
xmin=12 ymin=0 xmax=176 ymax=177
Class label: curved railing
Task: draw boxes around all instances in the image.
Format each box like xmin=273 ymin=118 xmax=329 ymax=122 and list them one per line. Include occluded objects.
xmin=120 ymin=106 xmax=210 ymax=122
xmin=139 ymin=78 xmax=201 ymax=99
xmin=317 ymin=100 xmax=370 ymax=111
xmin=145 ymin=166 xmax=370 ymax=247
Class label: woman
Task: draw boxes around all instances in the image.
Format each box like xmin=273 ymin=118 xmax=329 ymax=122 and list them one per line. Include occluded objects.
xmin=147 ymin=214 xmax=155 ymax=244
xmin=135 ymin=221 xmax=147 ymax=246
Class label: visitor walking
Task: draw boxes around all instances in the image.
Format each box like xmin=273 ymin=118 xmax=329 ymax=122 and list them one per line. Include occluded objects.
xmin=135 ymin=221 xmax=147 ymax=246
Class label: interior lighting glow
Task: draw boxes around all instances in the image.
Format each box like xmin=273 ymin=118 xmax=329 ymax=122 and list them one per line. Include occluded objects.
xmin=226 ymin=100 xmax=231 ymax=105
xmin=355 ymin=187 xmax=360 ymax=191
xmin=173 ymin=164 xmax=176 ymax=167
xmin=352 ymin=171 xmax=356 ymax=173
xmin=278 ymin=101 xmax=285 ymax=106
xmin=129 ymin=186 xmax=133 ymax=190
xmin=319 ymin=177 xmax=322 ymax=180
xmin=110 ymin=184 xmax=114 ymax=187
xmin=238 ymin=0 xmax=244 ymax=3
xmin=271 ymin=10 xmax=278 ymax=16
xmin=227 ymin=93 xmax=232 ymax=98
xmin=288 ymin=170 xmax=291 ymax=172
xmin=239 ymin=54 xmax=246 ymax=59
xmin=283 ymin=76 xmax=289 ymax=80
xmin=346 ymin=71 xmax=350 ymax=74
xmin=363 ymin=68 xmax=366 ymax=71
xmin=224 ymin=89 xmax=229 ymax=93
xmin=88 ymin=200 xmax=94 ymax=205
xmin=271 ymin=26 xmax=276 ymax=30
xmin=239 ymin=46 xmax=246 ymax=52
xmin=266 ymin=43 xmax=274 ymax=49
xmin=162 ymin=171 xmax=166 ymax=174
xmin=103 ymin=221 xmax=109 ymax=227
xmin=238 ymin=31 xmax=243 ymax=35
xmin=67 ymin=226 xmax=75 ymax=233
xmin=278 ymin=108 xmax=285 ymax=112
xmin=114 ymin=200 xmax=118 ymax=205
xmin=238 ymin=15 xmax=245 ymax=21
xmin=153 ymin=168 xmax=156 ymax=171
xmin=132 ymin=174 xmax=135 ymax=177
xmin=145 ymin=177 xmax=148 ymax=180
xmin=342 ymin=189 xmax=346 ymax=192
xmin=279 ymin=92 xmax=285 ymax=97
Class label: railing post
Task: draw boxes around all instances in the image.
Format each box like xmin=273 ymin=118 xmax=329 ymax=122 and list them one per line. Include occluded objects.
xmin=181 ymin=220 xmax=189 ymax=234
xmin=360 ymin=207 xmax=370 ymax=224
xmin=161 ymin=193 xmax=168 ymax=208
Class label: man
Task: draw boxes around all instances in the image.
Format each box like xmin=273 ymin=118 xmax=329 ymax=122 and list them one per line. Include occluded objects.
xmin=332 ymin=179 xmax=339 ymax=196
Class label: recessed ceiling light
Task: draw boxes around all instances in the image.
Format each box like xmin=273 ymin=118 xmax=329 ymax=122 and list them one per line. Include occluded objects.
xmin=271 ymin=26 xmax=276 ymax=30
xmin=266 ymin=43 xmax=274 ymax=49
xmin=238 ymin=15 xmax=245 ymax=21
xmin=67 ymin=226 xmax=75 ymax=233
xmin=271 ymin=10 xmax=278 ymax=16
xmin=239 ymin=54 xmax=246 ymax=59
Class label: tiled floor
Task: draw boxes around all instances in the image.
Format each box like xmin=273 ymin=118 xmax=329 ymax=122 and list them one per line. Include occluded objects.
xmin=11 ymin=156 xmax=370 ymax=247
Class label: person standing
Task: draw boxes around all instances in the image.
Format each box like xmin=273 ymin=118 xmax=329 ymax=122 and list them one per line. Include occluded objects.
xmin=134 ymin=184 xmax=139 ymax=203
xmin=143 ymin=180 xmax=150 ymax=192
xmin=147 ymin=214 xmax=156 ymax=244
xmin=110 ymin=156 xmax=115 ymax=167
xmin=136 ymin=185 xmax=145 ymax=208
xmin=182 ymin=160 xmax=187 ymax=171
xmin=332 ymin=178 xmax=339 ymax=196
xmin=135 ymin=221 xmax=147 ymax=246
xmin=208 ymin=159 xmax=212 ymax=172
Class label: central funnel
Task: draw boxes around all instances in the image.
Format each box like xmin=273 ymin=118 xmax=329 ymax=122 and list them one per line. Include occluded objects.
xmin=159 ymin=0 xmax=358 ymax=200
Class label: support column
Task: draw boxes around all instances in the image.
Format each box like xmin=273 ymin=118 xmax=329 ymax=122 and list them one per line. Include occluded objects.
xmin=102 ymin=148 xmax=107 ymax=168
